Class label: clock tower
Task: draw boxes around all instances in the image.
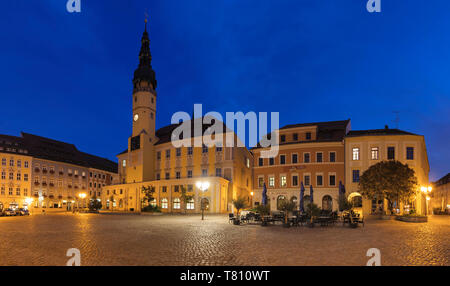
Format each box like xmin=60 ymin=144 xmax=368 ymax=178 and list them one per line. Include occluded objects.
xmin=122 ymin=19 xmax=157 ymax=183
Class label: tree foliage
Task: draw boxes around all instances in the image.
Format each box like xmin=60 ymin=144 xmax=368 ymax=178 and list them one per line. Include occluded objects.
xmin=233 ymin=197 xmax=247 ymax=215
xmin=141 ymin=185 xmax=156 ymax=207
xmin=180 ymin=186 xmax=194 ymax=213
xmin=359 ymin=160 xmax=418 ymax=204
xmin=88 ymin=196 xmax=102 ymax=211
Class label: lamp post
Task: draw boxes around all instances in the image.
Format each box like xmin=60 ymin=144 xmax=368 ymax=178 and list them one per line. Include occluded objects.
xmin=25 ymin=197 xmax=34 ymax=215
xmin=78 ymin=193 xmax=87 ymax=212
xmin=196 ymin=181 xmax=210 ymax=220
xmin=420 ymin=186 xmax=432 ymax=215
xmin=250 ymin=191 xmax=254 ymax=208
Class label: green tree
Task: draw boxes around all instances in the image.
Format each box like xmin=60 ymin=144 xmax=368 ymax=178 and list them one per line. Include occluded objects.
xmin=233 ymin=197 xmax=247 ymax=217
xmin=180 ymin=186 xmax=194 ymax=214
xmin=141 ymin=185 xmax=156 ymax=209
xmin=279 ymin=200 xmax=296 ymax=225
xmin=256 ymin=204 xmax=271 ymax=226
xmin=359 ymin=160 xmax=418 ymax=210
xmin=88 ymin=195 xmax=102 ymax=211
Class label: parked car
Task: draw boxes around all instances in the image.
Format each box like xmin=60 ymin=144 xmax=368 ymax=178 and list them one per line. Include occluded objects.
xmin=3 ymin=209 xmax=16 ymax=216
xmin=16 ymin=208 xmax=30 ymax=216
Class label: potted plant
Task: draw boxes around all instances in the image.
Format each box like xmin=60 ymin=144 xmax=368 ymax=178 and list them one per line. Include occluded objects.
xmin=305 ymin=203 xmax=321 ymax=228
xmin=279 ymin=200 xmax=297 ymax=228
xmin=232 ymin=197 xmax=247 ymax=225
xmin=256 ymin=204 xmax=271 ymax=226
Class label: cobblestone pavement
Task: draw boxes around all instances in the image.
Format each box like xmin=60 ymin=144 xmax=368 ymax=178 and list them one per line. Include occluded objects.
xmin=0 ymin=213 xmax=448 ymax=266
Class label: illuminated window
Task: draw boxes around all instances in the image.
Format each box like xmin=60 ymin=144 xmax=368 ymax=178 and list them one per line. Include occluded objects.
xmin=371 ymin=147 xmax=379 ymax=160
xmin=268 ymin=176 xmax=275 ymax=187
xmin=161 ymin=198 xmax=168 ymax=209
xmin=258 ymin=177 xmax=264 ymax=188
xmin=173 ymin=198 xmax=181 ymax=209
xmin=122 ymin=160 xmax=126 ymax=167
xmin=352 ymin=148 xmax=360 ymax=160
xmin=186 ymin=198 xmax=195 ymax=210
xmin=280 ymin=175 xmax=287 ymax=187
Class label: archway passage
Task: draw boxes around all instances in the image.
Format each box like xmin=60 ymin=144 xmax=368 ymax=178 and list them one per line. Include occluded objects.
xmin=322 ymin=195 xmax=333 ymax=211
xmin=277 ymin=195 xmax=286 ymax=210
xmin=348 ymin=192 xmax=363 ymax=208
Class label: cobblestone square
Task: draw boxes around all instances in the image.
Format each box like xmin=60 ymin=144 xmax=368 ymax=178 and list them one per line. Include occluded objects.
xmin=0 ymin=214 xmax=448 ymax=266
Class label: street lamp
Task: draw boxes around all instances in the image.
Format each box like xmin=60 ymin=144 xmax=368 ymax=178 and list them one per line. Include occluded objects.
xmin=78 ymin=193 xmax=87 ymax=211
xmin=420 ymin=186 xmax=433 ymax=215
xmin=196 ymin=181 xmax=210 ymax=220
xmin=25 ymin=197 xmax=34 ymax=215
xmin=250 ymin=191 xmax=254 ymax=207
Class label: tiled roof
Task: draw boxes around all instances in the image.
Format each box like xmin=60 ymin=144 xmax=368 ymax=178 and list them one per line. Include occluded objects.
xmin=346 ymin=128 xmax=418 ymax=137
xmin=252 ymin=119 xmax=351 ymax=149
xmin=434 ymin=173 xmax=450 ymax=186
xmin=0 ymin=132 xmax=117 ymax=173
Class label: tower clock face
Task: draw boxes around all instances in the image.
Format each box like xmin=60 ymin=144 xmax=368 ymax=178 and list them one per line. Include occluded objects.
xmin=133 ymin=114 xmax=139 ymax=122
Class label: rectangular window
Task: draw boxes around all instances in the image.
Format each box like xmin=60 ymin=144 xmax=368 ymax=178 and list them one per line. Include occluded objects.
xmin=329 ymin=175 xmax=336 ymax=186
xmin=23 ymin=188 xmax=28 ymax=196
xmin=406 ymin=147 xmax=414 ymax=160
xmin=202 ymin=145 xmax=208 ymax=153
xmin=16 ymin=172 xmax=21 ymax=181
xmin=162 ymin=186 xmax=167 ymax=193
xmin=316 ymin=152 xmax=323 ymax=163
xmin=187 ymin=147 xmax=193 ymax=155
xmin=1 ymin=158 xmax=5 ymax=166
xmin=24 ymin=161 xmax=29 ymax=168
xmin=174 ymin=185 xmax=180 ymax=192
xmin=352 ymin=148 xmax=360 ymax=160
xmin=216 ymin=146 xmax=222 ymax=152
xmin=258 ymin=158 xmax=263 ymax=166
xmin=24 ymin=174 xmax=28 ymax=181
xmin=280 ymin=155 xmax=286 ymax=165
xmin=352 ymin=170 xmax=360 ymax=183
xmin=269 ymin=158 xmax=274 ymax=165
xmin=157 ymin=151 xmax=161 ymax=160
xmin=371 ymin=147 xmax=379 ymax=160
xmin=387 ymin=147 xmax=395 ymax=160
xmin=165 ymin=172 xmax=170 ymax=180
xmin=306 ymin=132 xmax=311 ymax=140
xmin=176 ymin=148 xmax=181 ymax=157
xmin=156 ymin=173 xmax=160 ymax=180
xmin=9 ymin=172 xmax=13 ymax=180
xmin=202 ymin=169 xmax=208 ymax=177
xmin=17 ymin=160 xmax=21 ymax=168
xmin=268 ymin=176 xmax=275 ymax=187
xmin=187 ymin=170 xmax=193 ymax=178
xmin=1 ymin=171 xmax=4 ymax=180
xmin=0 ymin=186 xmax=4 ymax=195
xmin=215 ymin=168 xmax=222 ymax=177
xmin=9 ymin=159 xmax=14 ymax=167
xmin=280 ymin=135 xmax=286 ymax=143
xmin=9 ymin=187 xmax=13 ymax=195
xmin=280 ymin=176 xmax=287 ymax=187
xmin=292 ymin=175 xmax=298 ymax=186
xmin=292 ymin=154 xmax=298 ymax=164
xmin=16 ymin=188 xmax=20 ymax=196
xmin=304 ymin=153 xmax=310 ymax=163
xmin=176 ymin=171 xmax=181 ymax=179
xmin=316 ymin=175 xmax=323 ymax=186
xmin=258 ymin=177 xmax=264 ymax=188
xmin=330 ymin=152 xmax=336 ymax=162
xmin=304 ymin=175 xmax=310 ymax=186
xmin=165 ymin=149 xmax=171 ymax=159
xmin=293 ymin=133 xmax=298 ymax=141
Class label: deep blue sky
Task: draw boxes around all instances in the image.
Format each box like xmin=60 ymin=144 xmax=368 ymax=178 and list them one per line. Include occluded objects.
xmin=0 ymin=1 xmax=448 ymax=181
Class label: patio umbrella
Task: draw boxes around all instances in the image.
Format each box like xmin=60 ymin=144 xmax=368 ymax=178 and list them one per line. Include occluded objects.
xmin=310 ymin=185 xmax=314 ymax=205
xmin=299 ymin=182 xmax=305 ymax=213
xmin=262 ymin=183 xmax=268 ymax=206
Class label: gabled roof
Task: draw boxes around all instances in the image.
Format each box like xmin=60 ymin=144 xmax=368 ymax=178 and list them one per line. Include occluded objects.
xmin=252 ymin=119 xmax=351 ymax=149
xmin=0 ymin=132 xmax=117 ymax=173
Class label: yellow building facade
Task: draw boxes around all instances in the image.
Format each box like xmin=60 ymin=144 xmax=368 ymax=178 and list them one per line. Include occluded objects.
xmin=344 ymin=128 xmax=430 ymax=216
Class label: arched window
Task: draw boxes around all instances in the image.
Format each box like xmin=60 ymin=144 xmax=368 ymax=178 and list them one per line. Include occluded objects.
xmin=277 ymin=195 xmax=286 ymax=210
xmin=322 ymin=195 xmax=333 ymax=211
xmin=161 ymin=198 xmax=168 ymax=209
xmin=173 ymin=198 xmax=181 ymax=209
xmin=150 ymin=199 xmax=156 ymax=207
xmin=187 ymin=198 xmax=195 ymax=210
xmin=352 ymin=195 xmax=363 ymax=208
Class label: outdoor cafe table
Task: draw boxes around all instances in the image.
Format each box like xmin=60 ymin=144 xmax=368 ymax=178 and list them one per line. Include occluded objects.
xmin=317 ymin=216 xmax=331 ymax=226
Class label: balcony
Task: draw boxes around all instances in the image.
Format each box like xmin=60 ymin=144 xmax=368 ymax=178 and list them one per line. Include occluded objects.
xmin=34 ymin=182 xmax=40 ymax=186
xmin=49 ymin=170 xmax=55 ymax=175
xmin=34 ymin=168 xmax=40 ymax=173
xmin=59 ymin=171 xmax=64 ymax=176
xmin=42 ymin=169 xmax=48 ymax=174
xmin=68 ymin=173 xmax=73 ymax=177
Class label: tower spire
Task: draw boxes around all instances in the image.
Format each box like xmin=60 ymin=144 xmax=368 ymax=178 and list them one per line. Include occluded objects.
xmin=133 ymin=16 xmax=157 ymax=89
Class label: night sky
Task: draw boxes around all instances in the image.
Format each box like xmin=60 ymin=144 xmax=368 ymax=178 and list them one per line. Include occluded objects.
xmin=0 ymin=1 xmax=448 ymax=181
